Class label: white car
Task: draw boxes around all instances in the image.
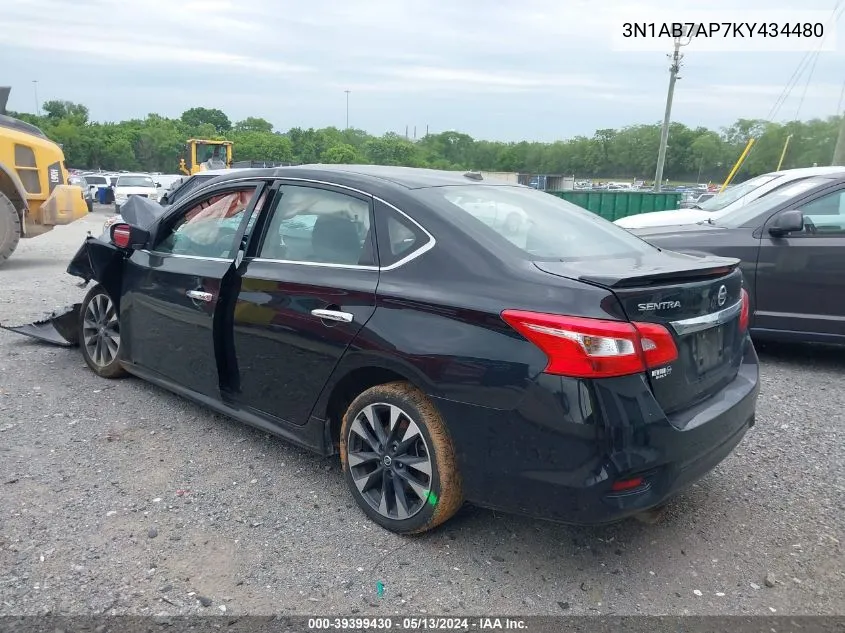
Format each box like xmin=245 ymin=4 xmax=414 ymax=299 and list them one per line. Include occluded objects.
xmin=153 ymin=174 xmax=184 ymax=191
xmin=615 ymin=166 xmax=845 ymax=229
xmin=113 ymin=173 xmax=159 ymax=212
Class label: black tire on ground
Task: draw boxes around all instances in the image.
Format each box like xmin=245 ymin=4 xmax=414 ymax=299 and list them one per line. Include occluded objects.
xmin=340 ymin=381 xmax=463 ymax=534
xmin=78 ymin=284 xmax=127 ymax=379
xmin=0 ymin=192 xmax=22 ymax=264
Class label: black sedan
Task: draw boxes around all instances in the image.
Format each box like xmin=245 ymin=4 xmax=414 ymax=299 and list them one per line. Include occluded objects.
xmin=630 ymin=174 xmax=845 ymax=345
xmin=14 ymin=166 xmax=759 ymax=534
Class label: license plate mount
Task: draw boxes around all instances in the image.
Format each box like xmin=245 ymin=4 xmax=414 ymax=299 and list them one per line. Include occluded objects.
xmin=692 ymin=325 xmax=725 ymax=374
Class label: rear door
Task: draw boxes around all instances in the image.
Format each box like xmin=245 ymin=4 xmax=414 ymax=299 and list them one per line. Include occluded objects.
xmin=120 ymin=180 xmax=268 ymax=397
xmin=231 ymin=181 xmax=379 ymax=425
xmin=755 ymin=187 xmax=845 ymax=338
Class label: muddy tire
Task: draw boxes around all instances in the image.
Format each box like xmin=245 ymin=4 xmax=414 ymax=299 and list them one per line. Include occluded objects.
xmin=340 ymin=381 xmax=463 ymax=534
xmin=79 ymin=284 xmax=127 ymax=379
xmin=0 ymin=192 xmax=21 ymax=265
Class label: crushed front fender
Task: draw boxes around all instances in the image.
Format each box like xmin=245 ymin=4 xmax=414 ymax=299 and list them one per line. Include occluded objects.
xmin=0 ymin=237 xmax=127 ymax=348
xmin=0 ymin=303 xmax=82 ymax=347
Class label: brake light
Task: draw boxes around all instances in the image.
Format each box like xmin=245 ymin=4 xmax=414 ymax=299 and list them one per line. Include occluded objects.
xmin=112 ymin=224 xmax=131 ymax=249
xmin=611 ymin=476 xmax=644 ymax=492
xmin=739 ymin=288 xmax=750 ymax=333
xmin=501 ymin=310 xmax=678 ymax=379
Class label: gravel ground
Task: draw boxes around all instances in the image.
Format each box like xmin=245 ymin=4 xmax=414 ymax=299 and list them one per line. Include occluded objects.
xmin=0 ymin=204 xmax=842 ymax=617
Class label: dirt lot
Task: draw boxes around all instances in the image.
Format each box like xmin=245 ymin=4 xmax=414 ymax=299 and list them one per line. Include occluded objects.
xmin=0 ymin=206 xmax=842 ymax=616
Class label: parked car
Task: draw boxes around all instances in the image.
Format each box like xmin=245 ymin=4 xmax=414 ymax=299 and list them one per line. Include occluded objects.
xmin=113 ymin=173 xmax=159 ymax=212
xmin=616 ymin=167 xmax=845 ymax=229
xmin=630 ymin=174 xmax=845 ymax=344
xmin=100 ymin=169 xmax=239 ymax=237
xmin=69 ymin=175 xmax=95 ymax=212
xmin=21 ymin=166 xmax=759 ymax=534
xmin=153 ymin=173 xmax=184 ymax=192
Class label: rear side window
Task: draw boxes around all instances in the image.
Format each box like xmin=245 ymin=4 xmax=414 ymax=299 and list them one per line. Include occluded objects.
xmin=375 ymin=200 xmax=431 ymax=267
xmin=259 ymin=185 xmax=375 ymax=266
xmin=419 ymin=185 xmax=657 ymax=261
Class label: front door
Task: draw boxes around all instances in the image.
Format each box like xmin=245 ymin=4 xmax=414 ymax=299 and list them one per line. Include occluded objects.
xmin=231 ymin=182 xmax=379 ymax=425
xmin=756 ymin=186 xmax=845 ymax=338
xmin=121 ymin=181 xmax=268 ymax=396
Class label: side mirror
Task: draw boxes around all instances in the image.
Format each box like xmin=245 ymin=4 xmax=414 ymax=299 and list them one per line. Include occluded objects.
xmin=156 ymin=182 xmax=162 ymax=188
xmin=110 ymin=223 xmax=150 ymax=250
xmin=769 ymin=209 xmax=804 ymax=236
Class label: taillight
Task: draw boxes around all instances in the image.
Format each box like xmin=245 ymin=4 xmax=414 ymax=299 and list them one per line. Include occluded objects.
xmin=112 ymin=224 xmax=131 ymax=249
xmin=611 ymin=476 xmax=644 ymax=492
xmin=501 ymin=310 xmax=678 ymax=379
xmin=739 ymin=288 xmax=750 ymax=333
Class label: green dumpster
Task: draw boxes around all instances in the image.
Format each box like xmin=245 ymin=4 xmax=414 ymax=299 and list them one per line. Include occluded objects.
xmin=547 ymin=191 xmax=682 ymax=221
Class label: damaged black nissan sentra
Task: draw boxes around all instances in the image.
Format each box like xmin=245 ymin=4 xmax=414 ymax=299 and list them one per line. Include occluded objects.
xmin=4 ymin=166 xmax=759 ymax=534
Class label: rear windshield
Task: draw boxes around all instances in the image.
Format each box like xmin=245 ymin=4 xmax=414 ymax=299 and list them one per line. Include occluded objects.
xmin=117 ymin=175 xmax=155 ymax=188
xmin=698 ymin=174 xmax=780 ymax=211
xmin=85 ymin=175 xmax=107 ymax=185
xmin=419 ymin=185 xmax=658 ymax=261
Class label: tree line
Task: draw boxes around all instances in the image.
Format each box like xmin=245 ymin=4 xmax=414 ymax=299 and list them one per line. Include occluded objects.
xmin=10 ymin=100 xmax=843 ymax=183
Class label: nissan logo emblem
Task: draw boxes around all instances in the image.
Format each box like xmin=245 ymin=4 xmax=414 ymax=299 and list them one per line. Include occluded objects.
xmin=717 ymin=285 xmax=727 ymax=307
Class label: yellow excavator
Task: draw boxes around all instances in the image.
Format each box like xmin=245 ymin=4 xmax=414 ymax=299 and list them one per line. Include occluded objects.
xmin=0 ymin=87 xmax=88 ymax=265
xmin=178 ymin=139 xmax=233 ymax=175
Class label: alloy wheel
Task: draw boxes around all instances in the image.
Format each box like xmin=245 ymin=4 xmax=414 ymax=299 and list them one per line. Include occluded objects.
xmin=82 ymin=293 xmax=120 ymax=367
xmin=346 ymin=402 xmax=434 ymax=520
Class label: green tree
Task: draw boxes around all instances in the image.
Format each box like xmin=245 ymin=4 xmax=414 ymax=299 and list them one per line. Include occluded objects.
xmin=41 ymin=100 xmax=89 ymax=125
xmin=321 ymin=144 xmax=359 ymax=164
xmin=180 ymin=107 xmax=231 ymax=134
xmin=234 ymin=117 xmax=274 ymax=133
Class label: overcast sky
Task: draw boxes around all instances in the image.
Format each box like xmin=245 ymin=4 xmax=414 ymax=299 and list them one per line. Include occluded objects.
xmin=4 ymin=0 xmax=845 ymax=141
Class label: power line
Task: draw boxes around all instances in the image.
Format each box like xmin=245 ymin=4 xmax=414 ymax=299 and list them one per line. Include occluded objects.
xmin=794 ymin=50 xmax=822 ymax=120
xmin=766 ymin=0 xmax=843 ymax=122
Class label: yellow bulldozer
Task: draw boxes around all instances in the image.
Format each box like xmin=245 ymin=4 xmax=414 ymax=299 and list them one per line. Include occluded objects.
xmin=0 ymin=87 xmax=88 ymax=265
xmin=178 ymin=139 xmax=233 ymax=176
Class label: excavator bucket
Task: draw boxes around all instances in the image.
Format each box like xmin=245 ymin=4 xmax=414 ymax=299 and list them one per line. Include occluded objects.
xmin=0 ymin=303 xmax=81 ymax=347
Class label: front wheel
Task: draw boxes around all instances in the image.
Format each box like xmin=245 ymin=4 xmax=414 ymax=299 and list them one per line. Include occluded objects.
xmin=340 ymin=381 xmax=463 ymax=534
xmin=79 ymin=285 xmax=126 ymax=379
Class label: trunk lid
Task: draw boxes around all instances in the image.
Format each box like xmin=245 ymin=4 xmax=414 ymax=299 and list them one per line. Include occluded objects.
xmin=534 ymin=251 xmax=745 ymax=416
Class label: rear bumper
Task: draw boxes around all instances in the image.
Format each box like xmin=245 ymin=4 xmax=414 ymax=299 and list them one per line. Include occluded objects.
xmin=433 ymin=340 xmax=759 ymax=525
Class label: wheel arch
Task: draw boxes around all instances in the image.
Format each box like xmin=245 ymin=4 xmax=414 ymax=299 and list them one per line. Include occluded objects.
xmin=315 ymin=353 xmax=437 ymax=455
xmin=0 ymin=162 xmax=28 ymax=234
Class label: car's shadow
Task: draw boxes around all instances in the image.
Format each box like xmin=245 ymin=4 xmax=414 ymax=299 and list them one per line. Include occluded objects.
xmin=755 ymin=339 xmax=845 ymax=371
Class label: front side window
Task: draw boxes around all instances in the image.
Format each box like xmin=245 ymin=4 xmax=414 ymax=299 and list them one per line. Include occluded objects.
xmin=155 ymin=186 xmax=263 ymax=258
xmin=259 ymin=185 xmax=373 ymax=266
xmin=796 ymin=189 xmax=845 ymax=235
xmin=419 ymin=185 xmax=658 ymax=261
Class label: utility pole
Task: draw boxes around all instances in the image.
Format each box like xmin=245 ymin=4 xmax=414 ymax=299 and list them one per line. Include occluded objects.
xmin=344 ymin=90 xmax=350 ymax=129
xmin=832 ymin=114 xmax=845 ymax=165
xmin=653 ymin=36 xmax=691 ymax=192
xmin=32 ymin=80 xmax=40 ymax=116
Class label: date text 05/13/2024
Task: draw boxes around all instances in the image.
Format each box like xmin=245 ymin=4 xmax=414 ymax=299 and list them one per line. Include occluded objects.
xmin=307 ymin=617 xmax=528 ymax=630
xmin=622 ymin=22 xmax=824 ymax=38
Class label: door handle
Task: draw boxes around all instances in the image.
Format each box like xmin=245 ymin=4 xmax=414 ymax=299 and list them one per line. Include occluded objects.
xmin=186 ymin=290 xmax=213 ymax=302
xmin=311 ymin=308 xmax=353 ymax=323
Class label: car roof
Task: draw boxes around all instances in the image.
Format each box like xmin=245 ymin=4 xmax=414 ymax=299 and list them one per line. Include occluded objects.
xmin=769 ymin=166 xmax=845 ymax=177
xmin=203 ymin=164 xmax=514 ymax=191
xmin=117 ymin=172 xmax=156 ymax=178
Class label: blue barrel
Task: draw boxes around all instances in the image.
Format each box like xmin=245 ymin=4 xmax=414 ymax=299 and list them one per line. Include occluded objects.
xmin=97 ymin=187 xmax=108 ymax=204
